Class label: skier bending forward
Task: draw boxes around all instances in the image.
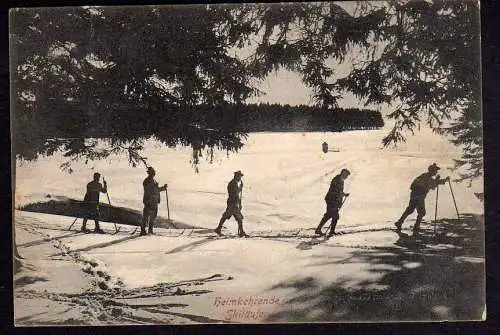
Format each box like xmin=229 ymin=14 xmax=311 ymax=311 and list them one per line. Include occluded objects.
xmin=315 ymin=168 xmax=350 ymax=238
xmin=395 ymin=163 xmax=449 ymax=237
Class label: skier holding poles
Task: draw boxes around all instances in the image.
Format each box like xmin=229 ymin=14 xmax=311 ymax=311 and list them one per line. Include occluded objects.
xmin=80 ymin=172 xmax=107 ymax=234
xmin=315 ymin=168 xmax=351 ymax=238
xmin=141 ymin=166 xmax=168 ymax=236
xmin=395 ymin=163 xmax=449 ymax=237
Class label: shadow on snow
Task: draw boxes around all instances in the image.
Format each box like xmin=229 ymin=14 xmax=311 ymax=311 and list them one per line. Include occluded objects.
xmin=266 ymin=214 xmax=484 ymax=322
xmin=17 ymin=274 xmax=232 ymax=325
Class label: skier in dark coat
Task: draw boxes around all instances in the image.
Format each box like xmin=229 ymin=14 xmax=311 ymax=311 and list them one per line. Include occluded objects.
xmin=141 ymin=167 xmax=167 ymax=236
xmin=81 ymin=172 xmax=107 ymax=233
xmin=395 ymin=163 xmax=449 ymax=236
xmin=315 ymin=168 xmax=350 ymax=237
xmin=215 ymin=171 xmax=248 ymax=237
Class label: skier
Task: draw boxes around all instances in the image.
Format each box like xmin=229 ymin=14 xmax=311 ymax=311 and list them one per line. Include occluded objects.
xmin=315 ymin=168 xmax=350 ymax=238
xmin=141 ymin=167 xmax=168 ymax=236
xmin=394 ymin=163 xmax=450 ymax=236
xmin=214 ymin=170 xmax=249 ymax=237
xmin=81 ymin=172 xmax=107 ymax=234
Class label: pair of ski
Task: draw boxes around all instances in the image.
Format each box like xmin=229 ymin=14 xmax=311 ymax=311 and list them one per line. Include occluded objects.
xmin=317 ymin=231 xmax=345 ymax=240
xmin=212 ymin=229 xmax=346 ymax=239
xmin=76 ymin=226 xmax=123 ymax=235
xmin=214 ymin=230 xmax=249 ymax=238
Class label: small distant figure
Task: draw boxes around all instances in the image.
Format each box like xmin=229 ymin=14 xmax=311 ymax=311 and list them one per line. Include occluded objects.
xmin=315 ymin=168 xmax=350 ymax=238
xmin=322 ymin=142 xmax=329 ymax=153
xmin=395 ymin=163 xmax=449 ymax=236
xmin=141 ymin=167 xmax=168 ymax=236
xmin=81 ymin=172 xmax=107 ymax=234
xmin=215 ymin=171 xmax=248 ymax=237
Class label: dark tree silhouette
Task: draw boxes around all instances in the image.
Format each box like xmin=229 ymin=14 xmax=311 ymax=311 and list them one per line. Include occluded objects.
xmin=10 ymin=2 xmax=481 ymax=180
xmin=243 ymin=1 xmax=481 ymax=180
xmin=10 ymin=6 xmax=257 ymax=168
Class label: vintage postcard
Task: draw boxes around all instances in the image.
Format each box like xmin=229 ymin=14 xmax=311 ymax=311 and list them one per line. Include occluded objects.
xmin=11 ymin=1 xmax=484 ymax=325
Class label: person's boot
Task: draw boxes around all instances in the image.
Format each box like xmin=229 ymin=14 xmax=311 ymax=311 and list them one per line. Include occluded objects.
xmin=215 ymin=218 xmax=225 ymax=236
xmin=140 ymin=217 xmax=149 ymax=236
xmin=92 ymin=221 xmax=105 ymax=234
xmin=327 ymin=230 xmax=337 ymax=238
xmin=315 ymin=217 xmax=328 ymax=236
xmin=80 ymin=225 xmax=91 ymax=233
xmin=80 ymin=219 xmax=91 ymax=233
xmin=326 ymin=221 xmax=338 ymax=238
xmin=237 ymin=220 xmax=249 ymax=238
xmin=94 ymin=227 xmax=105 ymax=234
xmin=396 ymin=208 xmax=412 ymax=231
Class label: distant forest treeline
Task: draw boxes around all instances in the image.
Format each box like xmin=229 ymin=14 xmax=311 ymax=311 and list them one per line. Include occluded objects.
xmin=197 ymin=103 xmax=385 ymax=132
xmin=56 ymin=102 xmax=384 ymax=137
xmin=15 ymin=101 xmax=384 ymax=161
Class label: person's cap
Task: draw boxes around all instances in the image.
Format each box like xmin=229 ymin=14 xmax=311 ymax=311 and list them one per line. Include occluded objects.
xmin=341 ymin=168 xmax=351 ymax=175
xmin=234 ymin=170 xmax=244 ymax=177
xmin=93 ymin=172 xmax=101 ymax=178
xmin=428 ymin=163 xmax=440 ymax=172
xmin=147 ymin=166 xmax=155 ymax=173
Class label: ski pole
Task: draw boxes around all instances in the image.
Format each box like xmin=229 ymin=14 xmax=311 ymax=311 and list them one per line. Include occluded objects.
xmin=434 ymin=184 xmax=439 ymax=235
xmin=341 ymin=194 xmax=349 ymax=206
xmin=165 ymin=187 xmax=171 ymax=221
xmin=103 ymin=177 xmax=119 ymax=233
xmin=164 ymin=186 xmax=178 ymax=228
xmin=240 ymin=181 xmax=243 ymax=206
xmin=448 ymin=179 xmax=460 ymax=219
xmin=68 ymin=217 xmax=78 ymax=231
xmin=103 ymin=177 xmax=111 ymax=206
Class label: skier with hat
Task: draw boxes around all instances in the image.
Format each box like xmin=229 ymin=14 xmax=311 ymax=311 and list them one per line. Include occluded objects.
xmin=315 ymin=168 xmax=351 ymax=238
xmin=395 ymin=163 xmax=450 ymax=236
xmin=141 ymin=166 xmax=168 ymax=236
xmin=214 ymin=170 xmax=248 ymax=237
xmin=81 ymin=172 xmax=107 ymax=234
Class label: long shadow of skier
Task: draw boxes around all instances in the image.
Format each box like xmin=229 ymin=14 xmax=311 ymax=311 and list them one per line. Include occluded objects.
xmin=18 ymin=231 xmax=82 ymax=248
xmin=296 ymin=237 xmax=328 ymax=250
xmin=165 ymin=237 xmax=218 ymax=255
xmin=50 ymin=235 xmax=142 ymax=256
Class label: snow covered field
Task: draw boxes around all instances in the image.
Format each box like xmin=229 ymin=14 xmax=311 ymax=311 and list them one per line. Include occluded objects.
xmin=15 ymin=130 xmax=483 ymax=230
xmin=14 ymin=130 xmax=485 ymax=324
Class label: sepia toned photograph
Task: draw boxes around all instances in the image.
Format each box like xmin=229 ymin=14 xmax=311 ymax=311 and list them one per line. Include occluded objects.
xmin=10 ymin=1 xmax=484 ymax=325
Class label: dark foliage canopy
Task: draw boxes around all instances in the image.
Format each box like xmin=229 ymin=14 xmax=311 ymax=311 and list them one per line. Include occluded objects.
xmin=10 ymin=1 xmax=481 ymax=179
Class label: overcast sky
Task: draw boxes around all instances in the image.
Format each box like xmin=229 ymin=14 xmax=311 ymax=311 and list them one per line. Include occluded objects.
xmin=248 ymin=68 xmax=394 ymax=121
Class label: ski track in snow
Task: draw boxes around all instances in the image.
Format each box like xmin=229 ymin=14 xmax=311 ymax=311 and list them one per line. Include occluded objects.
xmin=20 ymin=211 xmax=422 ymax=253
xmin=15 ymin=216 xmax=235 ymax=325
